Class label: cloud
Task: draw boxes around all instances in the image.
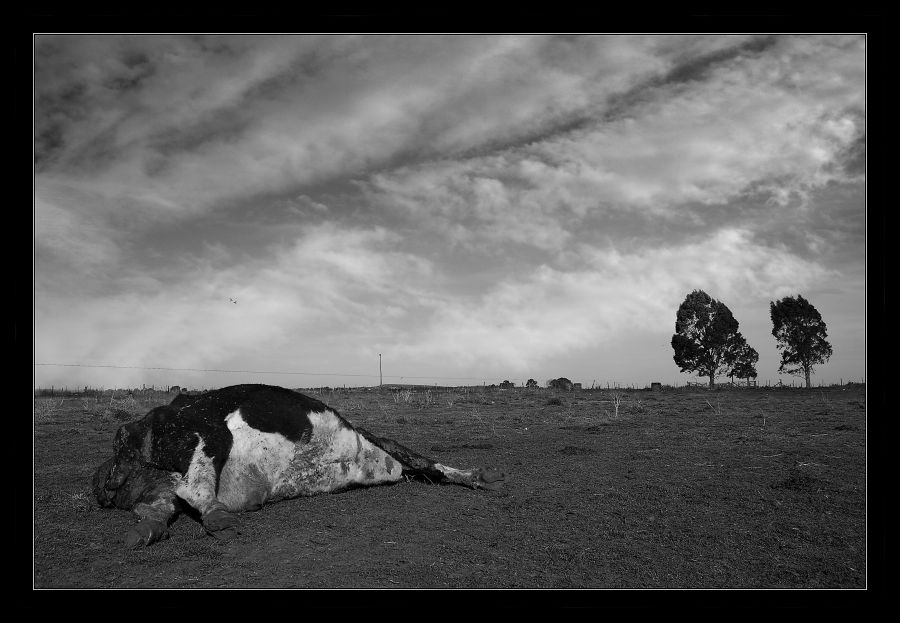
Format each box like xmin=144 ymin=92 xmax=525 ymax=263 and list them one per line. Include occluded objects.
xmin=38 ymin=36 xmax=857 ymax=227
xmin=357 ymin=35 xmax=864 ymax=260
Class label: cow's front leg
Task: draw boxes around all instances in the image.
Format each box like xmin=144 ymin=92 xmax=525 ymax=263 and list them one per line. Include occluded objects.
xmin=174 ymin=435 xmax=238 ymax=539
xmin=126 ymin=490 xmax=179 ymax=548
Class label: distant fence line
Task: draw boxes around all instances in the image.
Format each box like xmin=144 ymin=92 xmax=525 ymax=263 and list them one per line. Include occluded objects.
xmin=34 ymin=363 xmax=864 ymax=393
xmin=34 ymin=378 xmax=865 ymax=398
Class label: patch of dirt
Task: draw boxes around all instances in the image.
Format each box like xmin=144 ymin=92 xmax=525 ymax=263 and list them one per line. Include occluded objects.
xmin=771 ymin=473 xmax=819 ymax=492
xmin=430 ymin=443 xmax=495 ymax=452
xmin=558 ymin=445 xmax=597 ymax=455
xmin=559 ymin=423 xmax=613 ymax=434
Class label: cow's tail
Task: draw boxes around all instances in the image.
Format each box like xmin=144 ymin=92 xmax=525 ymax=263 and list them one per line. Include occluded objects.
xmin=355 ymin=427 xmax=506 ymax=491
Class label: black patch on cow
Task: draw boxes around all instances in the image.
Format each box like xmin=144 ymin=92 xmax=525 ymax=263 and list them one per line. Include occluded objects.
xmin=355 ymin=426 xmax=448 ymax=483
xmin=110 ymin=402 xmax=231 ymax=491
xmin=235 ymin=385 xmax=324 ymax=442
xmin=134 ymin=404 xmax=228 ymax=476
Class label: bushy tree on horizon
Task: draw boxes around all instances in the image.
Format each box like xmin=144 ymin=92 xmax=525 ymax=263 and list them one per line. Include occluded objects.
xmin=525 ymin=378 xmax=538 ymax=388
xmin=729 ymin=334 xmax=759 ymax=385
xmin=770 ymin=294 xmax=833 ymax=388
xmin=671 ymin=289 xmax=747 ymax=388
xmin=548 ymin=377 xmax=574 ymax=391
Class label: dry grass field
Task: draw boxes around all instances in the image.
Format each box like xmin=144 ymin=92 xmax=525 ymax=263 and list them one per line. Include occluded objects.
xmin=33 ymin=385 xmax=866 ymax=589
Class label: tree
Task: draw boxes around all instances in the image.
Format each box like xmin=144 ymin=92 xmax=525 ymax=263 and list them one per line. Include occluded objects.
xmin=770 ymin=295 xmax=833 ymax=388
xmin=728 ymin=334 xmax=759 ymax=385
xmin=671 ymin=290 xmax=745 ymax=388
xmin=548 ymin=377 xmax=574 ymax=391
xmin=525 ymin=379 xmax=538 ymax=388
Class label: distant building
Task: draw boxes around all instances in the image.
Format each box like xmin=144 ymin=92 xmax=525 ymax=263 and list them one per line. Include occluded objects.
xmin=651 ymin=382 xmax=662 ymax=391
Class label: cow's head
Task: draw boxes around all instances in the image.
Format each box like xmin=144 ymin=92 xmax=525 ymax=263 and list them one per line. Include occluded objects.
xmin=92 ymin=421 xmax=145 ymax=507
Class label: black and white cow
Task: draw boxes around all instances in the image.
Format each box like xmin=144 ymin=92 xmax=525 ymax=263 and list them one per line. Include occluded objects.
xmin=92 ymin=384 xmax=506 ymax=547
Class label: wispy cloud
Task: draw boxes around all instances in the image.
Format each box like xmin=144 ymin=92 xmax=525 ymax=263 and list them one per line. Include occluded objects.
xmin=362 ymin=34 xmax=864 ymax=257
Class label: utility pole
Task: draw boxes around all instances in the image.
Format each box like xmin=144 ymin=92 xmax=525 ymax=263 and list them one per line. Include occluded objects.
xmin=379 ymin=353 xmax=382 ymax=387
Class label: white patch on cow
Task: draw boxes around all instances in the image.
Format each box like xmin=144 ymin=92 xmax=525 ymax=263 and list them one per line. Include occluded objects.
xmin=217 ymin=409 xmax=404 ymax=512
xmin=175 ymin=434 xmax=220 ymax=514
xmin=217 ymin=409 xmax=295 ymax=512
xmin=274 ymin=410 xmax=404 ymax=499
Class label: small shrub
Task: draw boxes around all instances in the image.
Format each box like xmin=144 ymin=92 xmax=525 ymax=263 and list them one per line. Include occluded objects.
xmin=609 ymin=392 xmax=624 ymax=417
xmin=393 ymin=389 xmax=413 ymax=404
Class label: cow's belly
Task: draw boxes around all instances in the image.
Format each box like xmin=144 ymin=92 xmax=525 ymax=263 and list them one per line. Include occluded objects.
xmin=217 ymin=408 xmax=404 ymax=512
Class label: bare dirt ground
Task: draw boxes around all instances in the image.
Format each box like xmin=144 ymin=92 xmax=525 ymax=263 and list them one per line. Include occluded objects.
xmin=33 ymin=385 xmax=866 ymax=588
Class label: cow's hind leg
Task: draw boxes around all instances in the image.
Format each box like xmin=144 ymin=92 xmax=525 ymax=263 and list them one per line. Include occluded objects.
xmin=355 ymin=427 xmax=507 ymax=490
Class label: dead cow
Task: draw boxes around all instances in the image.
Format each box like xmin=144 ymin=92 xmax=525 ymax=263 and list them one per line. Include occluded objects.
xmin=92 ymin=384 xmax=506 ymax=547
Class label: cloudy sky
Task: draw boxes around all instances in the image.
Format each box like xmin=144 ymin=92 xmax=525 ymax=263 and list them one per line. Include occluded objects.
xmin=34 ymin=34 xmax=866 ymax=389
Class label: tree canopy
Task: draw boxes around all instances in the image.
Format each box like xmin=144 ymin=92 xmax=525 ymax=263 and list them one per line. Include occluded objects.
xmin=548 ymin=377 xmax=573 ymax=390
xmin=770 ymin=294 xmax=833 ymax=388
xmin=671 ymin=290 xmax=749 ymax=388
xmin=729 ymin=334 xmax=759 ymax=383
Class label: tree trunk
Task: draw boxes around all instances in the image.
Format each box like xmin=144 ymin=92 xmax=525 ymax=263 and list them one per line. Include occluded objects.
xmin=805 ymin=368 xmax=811 ymax=389
xmin=709 ymin=374 xmax=715 ymax=388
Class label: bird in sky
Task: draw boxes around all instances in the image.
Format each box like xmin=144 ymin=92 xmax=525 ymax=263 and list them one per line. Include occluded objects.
xmin=229 ymin=298 xmax=238 ymax=304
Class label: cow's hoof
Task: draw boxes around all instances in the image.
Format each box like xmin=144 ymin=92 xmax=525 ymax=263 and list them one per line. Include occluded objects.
xmin=473 ymin=468 xmax=507 ymax=491
xmin=202 ymin=508 xmax=238 ymax=533
xmin=125 ymin=519 xmax=169 ymax=548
